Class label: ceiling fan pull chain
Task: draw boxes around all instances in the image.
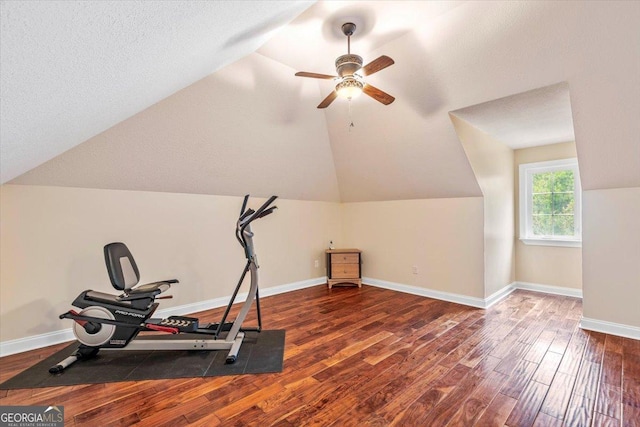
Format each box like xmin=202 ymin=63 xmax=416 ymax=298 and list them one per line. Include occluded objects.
xmin=349 ymin=99 xmax=355 ymax=131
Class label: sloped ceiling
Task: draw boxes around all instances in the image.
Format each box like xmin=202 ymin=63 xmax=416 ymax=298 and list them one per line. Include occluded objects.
xmin=7 ymin=53 xmax=342 ymax=201
xmin=450 ymin=82 xmax=575 ymax=150
xmin=0 ymin=0 xmax=313 ymax=183
xmin=4 ymin=1 xmax=640 ymax=201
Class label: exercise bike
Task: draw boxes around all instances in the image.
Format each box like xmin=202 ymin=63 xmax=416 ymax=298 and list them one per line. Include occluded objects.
xmin=49 ymin=195 xmax=277 ymax=373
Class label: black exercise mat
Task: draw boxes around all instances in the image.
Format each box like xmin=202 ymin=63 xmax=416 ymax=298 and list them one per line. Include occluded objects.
xmin=0 ymin=330 xmax=285 ymax=390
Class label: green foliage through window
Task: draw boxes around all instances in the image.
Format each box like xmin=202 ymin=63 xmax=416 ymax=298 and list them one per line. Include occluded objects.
xmin=531 ymin=170 xmax=575 ymax=237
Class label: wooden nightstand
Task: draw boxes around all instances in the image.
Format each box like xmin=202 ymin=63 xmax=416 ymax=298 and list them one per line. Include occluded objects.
xmin=326 ymin=249 xmax=362 ymax=289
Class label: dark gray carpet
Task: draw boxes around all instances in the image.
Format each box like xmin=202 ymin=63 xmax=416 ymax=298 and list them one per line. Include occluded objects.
xmin=0 ymin=330 xmax=285 ymax=390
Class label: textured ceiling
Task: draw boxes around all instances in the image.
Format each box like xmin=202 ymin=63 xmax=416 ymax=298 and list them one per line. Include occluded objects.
xmin=3 ymin=1 xmax=640 ymax=200
xmin=450 ymin=82 xmax=575 ymax=150
xmin=257 ymin=1 xmax=463 ymax=74
xmin=0 ymin=0 xmax=313 ymax=183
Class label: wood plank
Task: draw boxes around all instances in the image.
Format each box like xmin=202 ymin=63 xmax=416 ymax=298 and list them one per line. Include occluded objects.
xmin=564 ymin=394 xmax=594 ymax=427
xmin=595 ymin=382 xmax=622 ymax=421
xmin=0 ymin=287 xmax=638 ymax=427
xmin=447 ymin=369 xmax=509 ymax=425
xmin=72 ymin=381 xmax=159 ymax=425
xmin=593 ymin=412 xmax=622 ymax=427
xmin=389 ymin=390 xmax=442 ymax=426
xmin=505 ymin=380 xmax=549 ymax=427
xmin=540 ymin=371 xmax=577 ymax=419
xmin=532 ymin=350 xmax=563 ymax=385
xmin=584 ymin=331 xmax=607 ymax=363
xmin=494 ymin=340 xmax=532 ymax=376
xmin=525 ymin=329 xmax=557 ymax=363
xmin=368 ymin=364 xmax=450 ymax=424
xmin=548 ymin=329 xmax=573 ymax=355
xmin=414 ymin=368 xmax=490 ymax=427
xmin=389 ymin=363 xmax=471 ymax=426
xmin=622 ymin=376 xmax=640 ymax=408
xmin=574 ymin=360 xmax=603 ymax=400
xmin=500 ymin=359 xmax=539 ymax=399
xmin=623 ymin=352 xmax=640 ymax=380
xmin=532 ymin=412 xmax=563 ymax=427
xmin=605 ymin=334 xmax=625 ymax=354
xmin=603 ymin=350 xmax=624 ymax=386
xmin=213 ymin=383 xmax=284 ymax=421
xmin=558 ymin=329 xmax=589 ymax=376
xmin=622 ymin=402 xmax=640 ymax=427
xmin=137 ymin=396 xmax=212 ymax=426
xmin=475 ymin=392 xmax=518 ymax=427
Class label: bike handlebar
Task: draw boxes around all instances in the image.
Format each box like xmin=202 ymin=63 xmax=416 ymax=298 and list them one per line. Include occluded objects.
xmin=235 ymin=195 xmax=278 ymax=249
xmin=250 ymin=196 xmax=278 ymax=221
xmin=239 ymin=194 xmax=250 ymax=218
xmin=256 ymin=206 xmax=277 ymax=219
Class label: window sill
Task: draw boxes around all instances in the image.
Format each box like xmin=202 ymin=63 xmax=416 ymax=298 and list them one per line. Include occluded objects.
xmin=520 ymin=238 xmax=582 ymax=248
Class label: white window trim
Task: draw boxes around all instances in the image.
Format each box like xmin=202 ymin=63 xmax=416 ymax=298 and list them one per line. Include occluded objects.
xmin=519 ymin=158 xmax=582 ymax=248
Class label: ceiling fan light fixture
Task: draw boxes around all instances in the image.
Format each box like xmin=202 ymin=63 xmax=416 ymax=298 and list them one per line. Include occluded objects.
xmin=294 ymin=21 xmax=394 ymax=108
xmin=336 ymin=77 xmax=364 ymax=99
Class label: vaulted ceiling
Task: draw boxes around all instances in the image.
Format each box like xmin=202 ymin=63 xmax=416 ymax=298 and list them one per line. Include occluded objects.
xmin=2 ymin=1 xmax=639 ymax=202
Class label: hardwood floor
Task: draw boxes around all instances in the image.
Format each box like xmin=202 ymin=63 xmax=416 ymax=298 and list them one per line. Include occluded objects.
xmin=1 ymin=285 xmax=639 ymax=426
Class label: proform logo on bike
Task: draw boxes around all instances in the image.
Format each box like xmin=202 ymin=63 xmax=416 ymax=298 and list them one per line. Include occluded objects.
xmin=115 ymin=310 xmax=145 ymax=318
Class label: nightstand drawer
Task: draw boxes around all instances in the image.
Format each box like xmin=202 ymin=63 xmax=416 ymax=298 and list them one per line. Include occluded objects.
xmin=331 ymin=253 xmax=359 ymax=264
xmin=331 ymin=263 xmax=360 ymax=279
xmin=326 ymin=248 xmax=362 ymax=289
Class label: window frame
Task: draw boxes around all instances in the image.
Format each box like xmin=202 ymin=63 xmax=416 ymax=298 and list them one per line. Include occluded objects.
xmin=519 ymin=158 xmax=582 ymax=247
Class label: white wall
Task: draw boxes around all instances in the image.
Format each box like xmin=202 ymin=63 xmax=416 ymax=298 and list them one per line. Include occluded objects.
xmin=0 ymin=184 xmax=341 ymax=342
xmin=582 ymin=187 xmax=640 ymax=329
xmin=0 ymin=184 xmax=486 ymax=349
xmin=2 ymin=184 xmax=638 ymax=348
xmin=341 ymin=198 xmax=485 ymax=299
xmin=452 ymin=114 xmax=515 ymax=298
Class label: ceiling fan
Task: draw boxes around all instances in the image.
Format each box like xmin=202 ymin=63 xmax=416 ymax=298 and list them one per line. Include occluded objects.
xmin=295 ymin=22 xmax=395 ymax=109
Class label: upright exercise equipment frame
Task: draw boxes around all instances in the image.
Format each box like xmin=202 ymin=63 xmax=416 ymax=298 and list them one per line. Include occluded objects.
xmin=50 ymin=194 xmax=277 ymax=373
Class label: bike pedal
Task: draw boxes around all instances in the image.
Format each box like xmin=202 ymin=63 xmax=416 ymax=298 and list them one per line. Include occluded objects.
xmin=160 ymin=316 xmax=199 ymax=332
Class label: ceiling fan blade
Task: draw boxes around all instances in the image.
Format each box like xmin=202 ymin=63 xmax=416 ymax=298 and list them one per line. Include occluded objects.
xmin=317 ymin=91 xmax=338 ymax=109
xmin=295 ymin=71 xmax=337 ymax=80
xmin=361 ymin=55 xmax=395 ymax=76
xmin=363 ymin=84 xmax=395 ymax=105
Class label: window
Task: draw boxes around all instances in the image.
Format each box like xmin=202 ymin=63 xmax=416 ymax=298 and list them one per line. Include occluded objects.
xmin=519 ymin=158 xmax=581 ymax=247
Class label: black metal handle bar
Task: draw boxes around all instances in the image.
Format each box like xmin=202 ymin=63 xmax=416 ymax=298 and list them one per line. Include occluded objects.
xmin=236 ymin=195 xmax=278 ymax=249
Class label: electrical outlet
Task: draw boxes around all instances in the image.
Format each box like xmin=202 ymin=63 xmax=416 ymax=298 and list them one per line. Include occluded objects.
xmin=314 ymin=259 xmax=320 ymax=268
xmin=412 ymin=266 xmax=419 ymax=274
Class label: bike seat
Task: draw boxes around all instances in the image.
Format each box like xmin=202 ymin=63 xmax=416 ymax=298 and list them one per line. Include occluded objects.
xmin=103 ymin=242 xmax=178 ymax=298
xmin=117 ymin=280 xmax=174 ymax=301
xmin=84 ymin=290 xmax=136 ymax=308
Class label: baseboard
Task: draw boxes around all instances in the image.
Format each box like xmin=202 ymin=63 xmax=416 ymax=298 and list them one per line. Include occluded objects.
xmin=362 ymin=278 xmax=586 ymax=310
xmin=513 ymin=281 xmax=583 ymax=298
xmin=484 ymin=285 xmax=516 ymax=308
xmin=0 ymin=277 xmax=595 ymax=357
xmin=580 ymin=317 xmax=640 ymax=340
xmin=259 ymin=276 xmax=327 ymax=298
xmin=0 ymin=329 xmax=77 ymax=359
xmin=154 ymin=276 xmax=326 ymax=319
xmin=363 ymin=277 xmax=489 ymax=309
xmin=0 ymin=276 xmax=327 ymax=358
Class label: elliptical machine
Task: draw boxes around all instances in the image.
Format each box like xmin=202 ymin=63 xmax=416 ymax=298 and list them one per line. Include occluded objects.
xmin=50 ymin=195 xmax=277 ymax=373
